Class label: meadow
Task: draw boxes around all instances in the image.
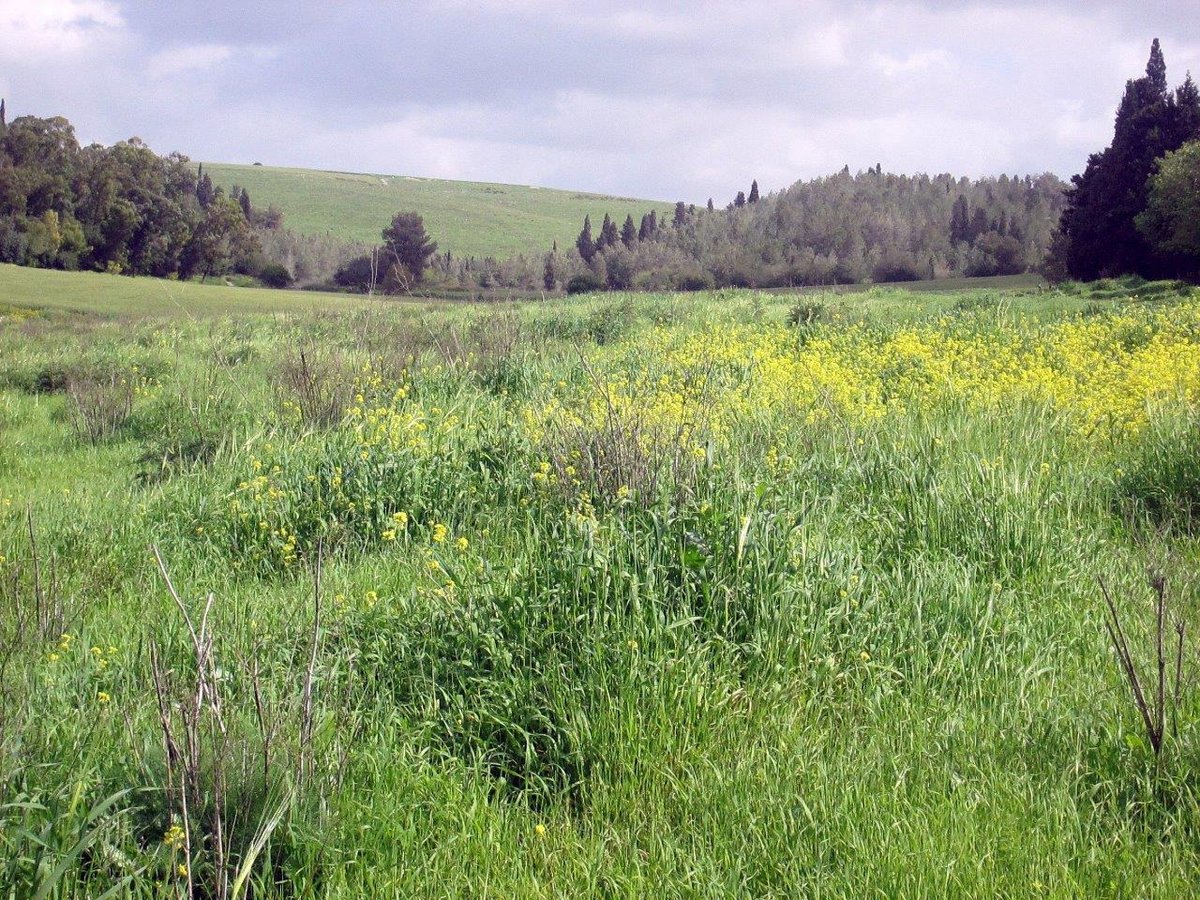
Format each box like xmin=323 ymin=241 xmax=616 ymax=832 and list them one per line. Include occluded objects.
xmin=202 ymin=163 xmax=669 ymax=259
xmin=2 ymin=272 xmax=1200 ymax=897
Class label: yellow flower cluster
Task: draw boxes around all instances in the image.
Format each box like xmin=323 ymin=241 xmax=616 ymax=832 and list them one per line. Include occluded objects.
xmin=90 ymin=644 xmax=118 ymax=670
xmin=524 ymin=304 xmax=1200 ymax=452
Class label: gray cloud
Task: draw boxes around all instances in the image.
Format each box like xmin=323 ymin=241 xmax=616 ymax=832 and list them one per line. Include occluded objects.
xmin=1 ymin=1 xmax=1196 ymax=200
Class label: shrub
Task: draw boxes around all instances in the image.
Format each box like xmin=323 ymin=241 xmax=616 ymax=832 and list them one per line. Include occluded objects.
xmin=585 ymin=299 xmax=637 ymax=345
xmin=272 ymin=345 xmax=353 ymax=429
xmin=787 ymin=300 xmax=828 ymax=326
xmin=64 ymin=372 xmax=135 ymax=444
xmin=258 ymin=263 xmax=293 ymax=289
xmin=676 ymin=271 xmax=715 ymax=292
xmin=565 ymin=273 xmax=604 ymax=295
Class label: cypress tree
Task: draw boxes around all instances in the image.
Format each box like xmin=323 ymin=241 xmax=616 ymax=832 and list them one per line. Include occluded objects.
xmin=196 ymin=168 xmax=215 ymax=208
xmin=1173 ymin=73 xmax=1200 ymax=144
xmin=599 ymin=213 xmax=619 ymax=249
xmin=707 ymin=198 xmax=714 ymax=212
xmin=673 ymin=201 xmax=687 ymax=227
xmin=638 ymin=213 xmax=651 ymax=241
xmin=238 ymin=187 xmax=252 ymax=220
xmin=620 ymin=214 xmax=637 ymax=247
xmin=0 ymin=98 xmax=6 ymax=138
xmin=576 ymin=216 xmax=596 ymax=263
xmin=543 ymin=251 xmax=557 ymax=291
xmin=1147 ymin=38 xmax=1167 ymax=94
xmin=734 ymin=191 xmax=746 ymax=209
xmin=748 ymin=180 xmax=760 ymax=203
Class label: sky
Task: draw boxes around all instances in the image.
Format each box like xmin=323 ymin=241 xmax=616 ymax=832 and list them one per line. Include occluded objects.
xmin=0 ymin=1 xmax=1197 ymax=201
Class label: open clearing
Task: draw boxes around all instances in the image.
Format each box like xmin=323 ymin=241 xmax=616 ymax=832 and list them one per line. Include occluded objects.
xmin=3 ymin=272 xmax=1200 ymax=895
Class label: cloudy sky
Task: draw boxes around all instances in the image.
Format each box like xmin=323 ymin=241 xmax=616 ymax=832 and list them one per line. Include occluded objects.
xmin=1 ymin=1 xmax=1197 ymax=200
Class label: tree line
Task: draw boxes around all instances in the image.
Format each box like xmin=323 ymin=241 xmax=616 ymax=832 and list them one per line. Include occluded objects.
xmin=400 ymin=169 xmax=1065 ymax=295
xmin=0 ymin=105 xmax=365 ymax=287
xmin=397 ymin=40 xmax=1199 ymax=295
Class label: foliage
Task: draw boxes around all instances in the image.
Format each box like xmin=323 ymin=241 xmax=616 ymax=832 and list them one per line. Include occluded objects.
xmin=381 ymin=212 xmax=437 ymax=287
xmin=1055 ymin=42 xmax=1200 ymax=281
xmin=565 ymin=272 xmax=603 ymax=295
xmin=0 ymin=111 xmax=303 ymax=285
xmin=1137 ymin=139 xmax=1200 ymax=273
xmin=257 ymin=262 xmax=293 ymax=289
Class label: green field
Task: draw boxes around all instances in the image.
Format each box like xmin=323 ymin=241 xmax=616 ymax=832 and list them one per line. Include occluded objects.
xmin=204 ymin=162 xmax=671 ymax=259
xmin=0 ymin=263 xmax=382 ymax=317
xmin=3 ymin=267 xmax=1200 ymax=895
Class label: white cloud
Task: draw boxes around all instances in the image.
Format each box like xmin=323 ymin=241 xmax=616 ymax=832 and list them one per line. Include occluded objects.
xmin=147 ymin=44 xmax=235 ymax=79
xmin=792 ymin=21 xmax=852 ymax=67
xmin=871 ymin=49 xmax=953 ymax=79
xmin=4 ymin=0 xmax=1197 ymax=201
xmin=0 ymin=0 xmax=123 ymax=58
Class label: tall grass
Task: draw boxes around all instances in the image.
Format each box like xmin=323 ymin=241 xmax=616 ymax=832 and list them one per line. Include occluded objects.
xmin=1 ymin=283 xmax=1199 ymax=895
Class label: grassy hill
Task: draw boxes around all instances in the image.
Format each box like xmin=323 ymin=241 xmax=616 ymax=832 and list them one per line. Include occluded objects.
xmin=203 ymin=162 xmax=671 ymax=259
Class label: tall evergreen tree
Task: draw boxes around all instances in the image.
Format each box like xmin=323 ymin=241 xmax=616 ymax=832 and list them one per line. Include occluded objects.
xmin=543 ymin=251 xmax=558 ymax=291
xmin=673 ymin=201 xmax=687 ymax=227
xmin=638 ymin=213 xmax=651 ymax=241
xmin=734 ymin=191 xmax=746 ymax=209
xmin=0 ymin=99 xmax=6 ymax=138
xmin=969 ymin=207 xmax=990 ymax=242
xmin=1172 ymin=73 xmax=1200 ymax=144
xmin=381 ymin=211 xmax=437 ymax=285
xmin=196 ymin=167 xmax=215 ymax=208
xmin=576 ymin=215 xmax=596 ymax=264
xmin=1147 ymin=38 xmax=1167 ymax=94
xmin=748 ymin=180 xmax=760 ymax=203
xmin=620 ymin=213 xmax=637 ymax=248
xmin=949 ymin=195 xmax=970 ymax=244
xmin=707 ymin=198 xmax=714 ymax=212
xmin=599 ymin=212 xmax=619 ymax=249
xmin=1056 ymin=40 xmax=1199 ymax=279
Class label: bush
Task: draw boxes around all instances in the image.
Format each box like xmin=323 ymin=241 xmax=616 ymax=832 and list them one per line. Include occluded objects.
xmin=258 ymin=262 xmax=293 ymax=289
xmin=333 ymin=254 xmax=380 ymax=293
xmin=565 ymin=273 xmax=604 ymax=295
xmin=676 ymin=272 xmax=715 ymax=292
xmin=871 ymin=257 xmax=923 ymax=283
xmin=788 ymin=301 xmax=828 ymax=326
xmin=64 ymin=372 xmax=135 ymax=445
xmin=586 ymin=299 xmax=637 ymax=345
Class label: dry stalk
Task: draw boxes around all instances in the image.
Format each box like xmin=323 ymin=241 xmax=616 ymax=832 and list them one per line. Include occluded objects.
xmin=151 ymin=543 xmax=231 ymax=899
xmin=1099 ymin=574 xmax=1187 ymax=758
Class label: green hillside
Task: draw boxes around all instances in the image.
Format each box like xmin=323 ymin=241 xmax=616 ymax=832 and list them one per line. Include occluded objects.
xmin=203 ymin=163 xmax=671 ymax=259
